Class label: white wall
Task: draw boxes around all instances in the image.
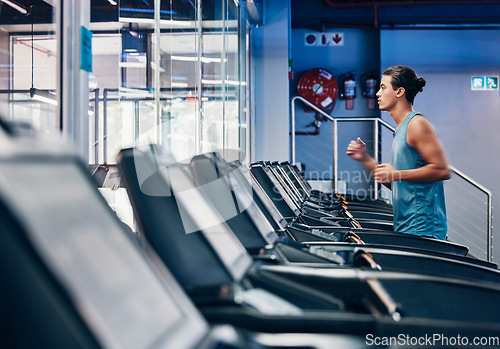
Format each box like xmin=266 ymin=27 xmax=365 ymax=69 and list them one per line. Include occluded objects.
xmin=252 ymin=0 xmax=290 ymax=162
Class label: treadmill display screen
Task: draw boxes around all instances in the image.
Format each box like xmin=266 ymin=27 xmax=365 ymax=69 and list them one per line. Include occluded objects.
xmin=0 ymin=160 xmax=207 ymax=349
xmin=166 ymin=165 xmax=253 ymax=282
xmin=263 ymin=167 xmax=300 ymax=214
xmin=228 ymin=167 xmax=278 ymax=244
xmin=248 ymin=171 xmax=288 ymax=230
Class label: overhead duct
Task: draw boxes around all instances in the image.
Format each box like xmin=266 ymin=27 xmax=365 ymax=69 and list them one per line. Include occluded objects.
xmin=322 ymin=0 xmax=500 ymax=29
xmin=325 ymin=0 xmax=500 ymax=8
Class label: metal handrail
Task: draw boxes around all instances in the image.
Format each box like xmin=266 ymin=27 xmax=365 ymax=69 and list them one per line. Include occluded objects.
xmin=291 ymin=95 xmax=493 ymax=262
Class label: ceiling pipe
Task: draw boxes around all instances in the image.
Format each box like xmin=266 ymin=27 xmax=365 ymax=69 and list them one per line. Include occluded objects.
xmin=325 ymin=0 xmax=500 ymax=8
xmin=322 ymin=5 xmax=379 ymax=29
xmin=322 ymin=21 xmax=378 ymax=29
xmin=323 ymin=0 xmax=500 ymax=29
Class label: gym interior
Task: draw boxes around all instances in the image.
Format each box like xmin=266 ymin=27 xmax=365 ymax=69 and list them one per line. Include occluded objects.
xmin=0 ymin=1 xmax=500 ymax=348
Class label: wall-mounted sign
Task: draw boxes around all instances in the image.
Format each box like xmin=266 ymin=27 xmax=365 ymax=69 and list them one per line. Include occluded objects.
xmin=471 ymin=76 xmax=498 ymax=90
xmin=81 ymin=26 xmax=93 ymax=72
xmin=305 ymin=32 xmax=344 ymax=47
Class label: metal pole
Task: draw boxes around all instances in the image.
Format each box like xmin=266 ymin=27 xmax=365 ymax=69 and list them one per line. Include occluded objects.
xmin=333 ymin=119 xmax=338 ymax=194
xmin=103 ymin=89 xmax=108 ymax=164
xmin=195 ymin=0 xmax=203 ymax=153
xmin=93 ymin=88 xmax=99 ymax=164
xmin=154 ymin=0 xmax=161 ymax=144
xmin=373 ymin=119 xmax=379 ymax=200
xmin=488 ymin=194 xmax=493 ymax=262
xmin=291 ymin=96 xmax=297 ymax=164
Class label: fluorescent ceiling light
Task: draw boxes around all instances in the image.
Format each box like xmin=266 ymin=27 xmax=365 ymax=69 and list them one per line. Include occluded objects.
xmin=107 ymin=0 xmax=117 ymax=5
xmin=171 ymin=55 xmax=224 ymax=63
xmin=119 ymin=17 xmax=195 ymax=28
xmin=119 ymin=61 xmax=147 ymax=68
xmin=202 ymin=79 xmax=223 ymax=85
xmin=201 ymin=57 xmax=224 ymax=63
xmin=30 ymin=88 xmax=57 ymax=106
xmin=32 ymin=94 xmax=57 ymax=105
xmin=171 ymin=82 xmax=188 ymax=88
xmin=119 ymin=87 xmax=153 ymax=98
xmin=202 ymin=79 xmax=241 ymax=86
xmin=171 ymin=55 xmax=196 ymax=62
xmin=0 ymin=0 xmax=29 ymax=15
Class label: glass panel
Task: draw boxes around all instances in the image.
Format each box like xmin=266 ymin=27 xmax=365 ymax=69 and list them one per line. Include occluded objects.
xmin=114 ymin=0 xmax=246 ymax=163
xmin=223 ymin=0 xmax=240 ymax=158
xmin=200 ymin=0 xmax=223 ymax=154
xmin=240 ymin=11 xmax=250 ymax=165
xmin=119 ymin=0 xmax=155 ymax=154
xmin=0 ymin=1 xmax=248 ymax=164
xmin=0 ymin=3 xmax=58 ymax=134
xmin=157 ymin=0 xmax=199 ymax=161
xmin=88 ymin=32 xmax=121 ymax=164
xmin=199 ymin=0 xmax=244 ymax=161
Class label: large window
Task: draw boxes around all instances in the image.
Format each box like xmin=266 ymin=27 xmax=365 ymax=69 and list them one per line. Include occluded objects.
xmin=0 ymin=3 xmax=57 ymax=134
xmin=1 ymin=1 xmax=249 ymax=166
xmin=112 ymin=0 xmax=248 ymax=164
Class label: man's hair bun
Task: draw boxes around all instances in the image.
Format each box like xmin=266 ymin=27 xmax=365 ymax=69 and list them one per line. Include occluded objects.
xmin=416 ymin=77 xmax=426 ymax=92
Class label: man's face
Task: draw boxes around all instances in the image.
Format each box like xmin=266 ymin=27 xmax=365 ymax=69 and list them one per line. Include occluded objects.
xmin=376 ymin=75 xmax=399 ymax=111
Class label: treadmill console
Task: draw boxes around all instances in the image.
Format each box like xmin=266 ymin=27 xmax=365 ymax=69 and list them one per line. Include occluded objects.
xmin=0 ymin=158 xmax=209 ymax=349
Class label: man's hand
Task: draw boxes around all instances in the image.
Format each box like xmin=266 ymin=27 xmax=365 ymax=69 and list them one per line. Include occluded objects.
xmin=374 ymin=163 xmax=401 ymax=183
xmin=346 ymin=137 xmax=368 ymax=161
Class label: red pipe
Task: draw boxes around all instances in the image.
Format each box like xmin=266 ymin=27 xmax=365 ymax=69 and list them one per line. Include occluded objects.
xmin=322 ymin=22 xmax=378 ymax=29
xmin=17 ymin=40 xmax=56 ymax=57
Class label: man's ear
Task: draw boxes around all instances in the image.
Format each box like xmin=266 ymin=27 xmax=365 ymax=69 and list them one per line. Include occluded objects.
xmin=396 ymin=87 xmax=405 ymax=98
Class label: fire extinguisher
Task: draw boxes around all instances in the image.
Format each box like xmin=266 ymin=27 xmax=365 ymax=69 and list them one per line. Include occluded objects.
xmin=360 ymin=72 xmax=379 ymax=110
xmin=339 ymin=72 xmax=356 ymax=110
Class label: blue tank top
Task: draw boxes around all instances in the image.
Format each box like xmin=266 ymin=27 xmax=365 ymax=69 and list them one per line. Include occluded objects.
xmin=391 ymin=111 xmax=447 ymax=240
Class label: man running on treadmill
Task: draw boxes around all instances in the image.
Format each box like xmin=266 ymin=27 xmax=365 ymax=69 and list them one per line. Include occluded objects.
xmin=346 ymin=65 xmax=450 ymax=240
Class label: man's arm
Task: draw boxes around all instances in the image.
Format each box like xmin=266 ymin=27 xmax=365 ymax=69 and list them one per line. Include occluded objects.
xmin=347 ymin=137 xmax=391 ymax=189
xmin=373 ymin=116 xmax=450 ymax=184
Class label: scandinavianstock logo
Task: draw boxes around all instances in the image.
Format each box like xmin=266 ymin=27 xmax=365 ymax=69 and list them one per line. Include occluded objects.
xmin=132 ymin=146 xmax=251 ymax=235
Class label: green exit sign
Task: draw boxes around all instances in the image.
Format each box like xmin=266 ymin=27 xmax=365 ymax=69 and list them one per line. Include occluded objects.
xmin=471 ymin=76 xmax=498 ymax=91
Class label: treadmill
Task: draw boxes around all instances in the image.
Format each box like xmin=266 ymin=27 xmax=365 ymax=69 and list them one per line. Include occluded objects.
xmin=117 ymin=145 xmax=500 ymax=337
xmin=250 ymin=161 xmax=497 ymax=271
xmin=186 ymin=152 xmax=500 ymax=284
xmin=256 ymin=161 xmax=500 ymax=270
xmin=218 ymin=154 xmax=474 ymax=260
xmin=281 ymin=161 xmax=394 ymax=213
xmin=256 ymin=161 xmax=395 ymax=231
xmin=0 ymin=121 xmax=369 ymax=349
xmin=249 ymin=161 xmax=476 ymax=259
xmin=267 ymin=161 xmax=393 ymax=222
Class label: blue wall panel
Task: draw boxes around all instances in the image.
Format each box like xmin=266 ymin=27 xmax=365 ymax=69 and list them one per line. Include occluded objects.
xmin=381 ymin=29 xmax=500 ymax=261
xmin=291 ymin=28 xmax=380 ymax=194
